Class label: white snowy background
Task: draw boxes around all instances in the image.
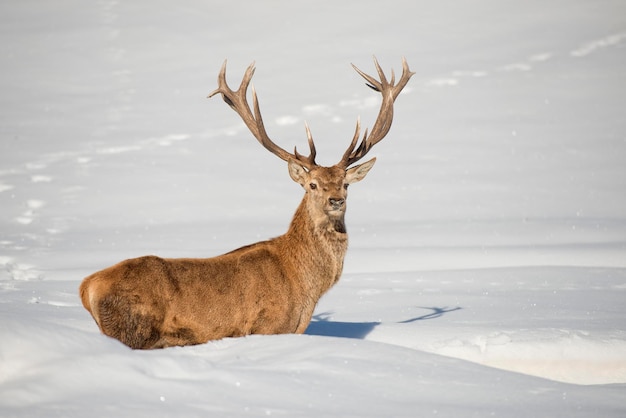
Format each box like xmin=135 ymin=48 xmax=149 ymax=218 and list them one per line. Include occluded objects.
xmin=1 ymin=0 xmax=625 ymax=416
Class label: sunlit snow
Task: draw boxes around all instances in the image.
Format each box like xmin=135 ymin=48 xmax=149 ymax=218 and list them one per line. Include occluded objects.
xmin=1 ymin=1 xmax=625 ymax=417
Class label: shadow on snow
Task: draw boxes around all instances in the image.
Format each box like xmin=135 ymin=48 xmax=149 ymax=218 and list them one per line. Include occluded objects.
xmin=305 ymin=306 xmax=462 ymax=339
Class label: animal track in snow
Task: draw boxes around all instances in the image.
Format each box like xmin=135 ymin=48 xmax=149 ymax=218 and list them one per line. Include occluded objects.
xmin=15 ymin=200 xmax=46 ymax=225
xmin=3 ymin=260 xmax=43 ymax=281
xmin=0 ymin=182 xmax=14 ymax=193
xmin=425 ymin=51 xmax=556 ymax=88
xmin=426 ymin=78 xmax=459 ymax=87
xmin=498 ymin=62 xmax=533 ymax=72
xmin=339 ymin=96 xmax=381 ymax=110
xmin=151 ymin=133 xmax=190 ymax=147
xmin=30 ymin=175 xmax=53 ymax=183
xmin=96 ymin=145 xmax=142 ymax=155
xmin=274 ymin=101 xmax=376 ymax=128
xmin=570 ymin=31 xmax=626 ymax=57
xmin=28 ymin=291 xmax=80 ymax=307
xmin=528 ymin=53 xmax=553 ymax=62
xmin=423 ymin=31 xmax=626 ymax=88
xmin=275 ymin=115 xmax=299 ymax=126
xmin=452 ymin=70 xmax=488 ymax=78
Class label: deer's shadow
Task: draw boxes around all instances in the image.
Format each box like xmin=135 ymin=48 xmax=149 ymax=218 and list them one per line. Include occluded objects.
xmin=305 ymin=314 xmax=379 ymax=339
xmin=305 ymin=306 xmax=461 ymax=340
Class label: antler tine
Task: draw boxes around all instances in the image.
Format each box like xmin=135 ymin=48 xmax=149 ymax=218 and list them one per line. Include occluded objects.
xmin=338 ymin=57 xmax=414 ymax=168
xmin=209 ymin=60 xmax=317 ymax=168
xmin=340 ymin=117 xmax=362 ymax=163
xmin=351 ymin=63 xmax=381 ymax=92
xmin=301 ymin=122 xmax=317 ymax=165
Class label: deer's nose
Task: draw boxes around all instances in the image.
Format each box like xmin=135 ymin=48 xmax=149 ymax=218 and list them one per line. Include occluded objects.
xmin=329 ymin=198 xmax=345 ymax=209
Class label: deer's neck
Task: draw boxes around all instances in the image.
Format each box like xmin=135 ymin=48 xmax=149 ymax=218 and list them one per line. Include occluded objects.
xmin=282 ymin=197 xmax=348 ymax=294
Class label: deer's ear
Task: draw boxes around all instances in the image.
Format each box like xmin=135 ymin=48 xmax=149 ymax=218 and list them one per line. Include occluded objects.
xmin=288 ymin=159 xmax=310 ymax=186
xmin=345 ymin=157 xmax=376 ymax=184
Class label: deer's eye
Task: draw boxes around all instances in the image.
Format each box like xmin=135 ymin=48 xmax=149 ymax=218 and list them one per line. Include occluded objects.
xmin=309 ymin=183 xmax=317 ymax=190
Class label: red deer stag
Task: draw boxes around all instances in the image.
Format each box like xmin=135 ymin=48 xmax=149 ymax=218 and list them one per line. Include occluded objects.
xmin=79 ymin=57 xmax=414 ymax=349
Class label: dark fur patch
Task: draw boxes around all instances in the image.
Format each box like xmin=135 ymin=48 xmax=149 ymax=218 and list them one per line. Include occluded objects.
xmin=98 ymin=294 xmax=161 ymax=349
xmin=166 ymin=327 xmax=197 ymax=342
xmin=333 ymin=219 xmax=347 ymax=233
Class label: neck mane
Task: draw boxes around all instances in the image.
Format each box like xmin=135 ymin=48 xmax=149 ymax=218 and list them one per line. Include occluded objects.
xmin=281 ymin=197 xmax=348 ymax=294
xmin=287 ymin=197 xmax=348 ymax=246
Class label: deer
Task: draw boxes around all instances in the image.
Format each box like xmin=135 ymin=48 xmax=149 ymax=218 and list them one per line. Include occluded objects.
xmin=79 ymin=57 xmax=414 ymax=349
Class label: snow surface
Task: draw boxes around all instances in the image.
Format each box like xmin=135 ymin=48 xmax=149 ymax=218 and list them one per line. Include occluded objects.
xmin=1 ymin=0 xmax=626 ymax=416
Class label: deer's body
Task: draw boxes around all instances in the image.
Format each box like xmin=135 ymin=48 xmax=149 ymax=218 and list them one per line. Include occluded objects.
xmin=80 ymin=58 xmax=413 ymax=349
xmin=80 ymin=166 xmax=359 ymax=349
xmin=80 ymin=218 xmax=343 ymax=349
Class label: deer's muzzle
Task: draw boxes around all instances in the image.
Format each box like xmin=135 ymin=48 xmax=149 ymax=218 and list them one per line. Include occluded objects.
xmin=329 ymin=198 xmax=345 ymax=211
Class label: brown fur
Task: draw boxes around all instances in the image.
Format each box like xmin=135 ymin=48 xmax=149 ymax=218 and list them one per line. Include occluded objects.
xmin=79 ymin=162 xmax=375 ymax=349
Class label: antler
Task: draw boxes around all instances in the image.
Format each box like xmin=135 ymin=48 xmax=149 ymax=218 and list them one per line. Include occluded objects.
xmin=338 ymin=57 xmax=414 ymax=168
xmin=208 ymin=60 xmax=317 ymax=168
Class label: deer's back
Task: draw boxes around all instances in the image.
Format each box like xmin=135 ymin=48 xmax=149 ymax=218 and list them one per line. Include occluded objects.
xmin=79 ymin=242 xmax=307 ymax=347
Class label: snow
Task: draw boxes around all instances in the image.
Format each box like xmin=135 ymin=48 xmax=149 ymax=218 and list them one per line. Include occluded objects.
xmin=1 ymin=0 xmax=625 ymax=416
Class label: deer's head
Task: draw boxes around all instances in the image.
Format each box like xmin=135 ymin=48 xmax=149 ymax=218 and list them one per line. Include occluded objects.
xmin=287 ymin=159 xmax=376 ymax=233
xmin=209 ymin=57 xmax=414 ymax=232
